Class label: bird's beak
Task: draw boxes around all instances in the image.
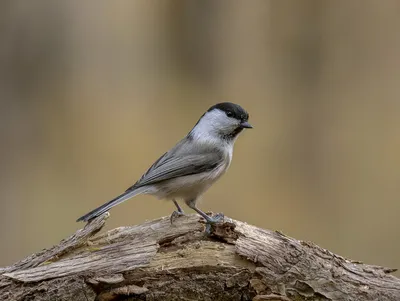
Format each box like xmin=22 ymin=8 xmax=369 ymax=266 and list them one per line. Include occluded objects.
xmin=240 ymin=121 xmax=253 ymax=129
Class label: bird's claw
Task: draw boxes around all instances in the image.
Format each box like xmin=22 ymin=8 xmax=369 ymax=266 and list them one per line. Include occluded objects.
xmin=170 ymin=210 xmax=185 ymax=224
xmin=204 ymin=213 xmax=225 ymax=235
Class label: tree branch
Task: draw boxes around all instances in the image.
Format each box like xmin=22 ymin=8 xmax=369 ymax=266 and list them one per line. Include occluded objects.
xmin=1 ymin=214 xmax=399 ymax=301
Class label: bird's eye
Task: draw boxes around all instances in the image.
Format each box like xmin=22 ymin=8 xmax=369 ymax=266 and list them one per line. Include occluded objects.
xmin=226 ymin=111 xmax=233 ymax=117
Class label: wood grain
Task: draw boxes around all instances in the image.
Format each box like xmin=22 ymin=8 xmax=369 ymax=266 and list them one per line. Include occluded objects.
xmin=1 ymin=213 xmax=399 ymax=301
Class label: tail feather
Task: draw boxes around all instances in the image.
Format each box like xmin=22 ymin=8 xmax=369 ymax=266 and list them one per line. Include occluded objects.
xmin=76 ymin=187 xmax=145 ymax=222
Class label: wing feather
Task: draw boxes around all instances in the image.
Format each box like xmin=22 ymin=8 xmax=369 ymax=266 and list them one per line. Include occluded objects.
xmin=126 ymin=149 xmax=223 ymax=191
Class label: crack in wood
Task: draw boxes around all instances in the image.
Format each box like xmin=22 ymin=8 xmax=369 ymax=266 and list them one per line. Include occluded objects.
xmin=1 ymin=214 xmax=399 ymax=301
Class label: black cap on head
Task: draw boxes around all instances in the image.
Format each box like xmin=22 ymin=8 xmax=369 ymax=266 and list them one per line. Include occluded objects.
xmin=208 ymin=102 xmax=249 ymax=122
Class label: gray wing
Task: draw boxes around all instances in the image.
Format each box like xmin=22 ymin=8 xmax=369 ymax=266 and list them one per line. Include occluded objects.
xmin=126 ymin=148 xmax=223 ymax=190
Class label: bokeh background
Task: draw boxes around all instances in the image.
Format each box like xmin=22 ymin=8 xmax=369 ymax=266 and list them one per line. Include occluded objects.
xmin=1 ymin=1 xmax=400 ymax=275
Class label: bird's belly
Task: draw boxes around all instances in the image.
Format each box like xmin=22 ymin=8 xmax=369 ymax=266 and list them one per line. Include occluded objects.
xmin=153 ymin=164 xmax=228 ymax=201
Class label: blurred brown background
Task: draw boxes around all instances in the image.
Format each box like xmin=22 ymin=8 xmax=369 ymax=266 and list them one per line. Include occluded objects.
xmin=1 ymin=0 xmax=400 ymax=275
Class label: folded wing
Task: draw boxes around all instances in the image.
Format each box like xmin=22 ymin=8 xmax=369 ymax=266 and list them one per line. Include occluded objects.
xmin=127 ymin=151 xmax=223 ymax=191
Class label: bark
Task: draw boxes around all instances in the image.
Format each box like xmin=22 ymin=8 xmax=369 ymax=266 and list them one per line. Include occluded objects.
xmin=0 ymin=213 xmax=399 ymax=301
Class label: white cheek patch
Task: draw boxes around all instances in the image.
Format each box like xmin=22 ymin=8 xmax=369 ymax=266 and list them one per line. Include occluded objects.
xmin=191 ymin=109 xmax=238 ymax=141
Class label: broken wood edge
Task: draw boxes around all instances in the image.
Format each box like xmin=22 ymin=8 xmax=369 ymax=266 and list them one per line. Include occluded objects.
xmin=0 ymin=212 xmax=109 ymax=274
xmin=1 ymin=213 xmax=400 ymax=301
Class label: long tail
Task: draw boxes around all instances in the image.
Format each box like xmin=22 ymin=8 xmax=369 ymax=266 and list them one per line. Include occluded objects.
xmin=76 ymin=187 xmax=146 ymax=222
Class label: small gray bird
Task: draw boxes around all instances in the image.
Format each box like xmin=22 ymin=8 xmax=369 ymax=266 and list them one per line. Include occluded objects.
xmin=77 ymin=102 xmax=252 ymax=227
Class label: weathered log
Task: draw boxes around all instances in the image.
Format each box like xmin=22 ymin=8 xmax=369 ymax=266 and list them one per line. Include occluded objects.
xmin=1 ymin=213 xmax=399 ymax=301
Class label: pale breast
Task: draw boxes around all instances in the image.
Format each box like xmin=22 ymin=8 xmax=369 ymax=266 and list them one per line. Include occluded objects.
xmin=153 ymin=149 xmax=232 ymax=201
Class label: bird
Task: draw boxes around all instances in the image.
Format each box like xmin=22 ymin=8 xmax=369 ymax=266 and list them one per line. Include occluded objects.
xmin=76 ymin=102 xmax=252 ymax=229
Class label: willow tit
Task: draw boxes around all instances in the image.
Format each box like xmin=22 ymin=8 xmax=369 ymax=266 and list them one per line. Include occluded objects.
xmin=77 ymin=102 xmax=252 ymax=227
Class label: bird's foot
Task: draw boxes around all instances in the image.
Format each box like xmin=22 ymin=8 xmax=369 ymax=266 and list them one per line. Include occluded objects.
xmin=204 ymin=213 xmax=225 ymax=235
xmin=170 ymin=210 xmax=185 ymax=224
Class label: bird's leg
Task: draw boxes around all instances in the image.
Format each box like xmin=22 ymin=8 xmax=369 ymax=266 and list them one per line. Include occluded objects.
xmin=173 ymin=199 xmax=184 ymax=213
xmin=170 ymin=199 xmax=185 ymax=224
xmin=185 ymin=199 xmax=224 ymax=234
